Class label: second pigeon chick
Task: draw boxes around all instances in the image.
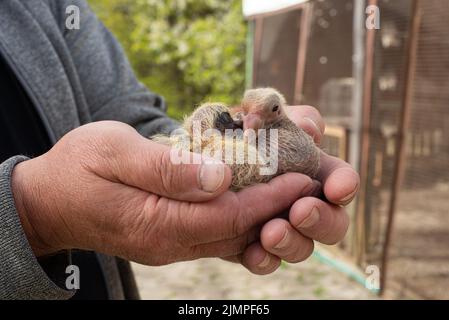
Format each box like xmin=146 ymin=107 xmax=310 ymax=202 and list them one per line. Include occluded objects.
xmin=152 ymin=102 xmax=272 ymax=190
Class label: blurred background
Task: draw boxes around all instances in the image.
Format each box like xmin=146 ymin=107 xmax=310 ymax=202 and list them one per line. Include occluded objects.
xmin=89 ymin=0 xmax=449 ymax=299
xmin=90 ymin=0 xmax=247 ymax=120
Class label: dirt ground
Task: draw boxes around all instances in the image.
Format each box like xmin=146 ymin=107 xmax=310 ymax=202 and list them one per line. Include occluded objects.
xmin=132 ymin=255 xmax=377 ymax=300
xmin=385 ymin=183 xmax=449 ymax=299
xmin=131 ymin=184 xmax=449 ymax=300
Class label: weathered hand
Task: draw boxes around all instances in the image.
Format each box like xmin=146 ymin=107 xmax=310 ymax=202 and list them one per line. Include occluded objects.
xmin=11 ymin=121 xmax=317 ymax=266
xmin=229 ymin=106 xmax=360 ymax=275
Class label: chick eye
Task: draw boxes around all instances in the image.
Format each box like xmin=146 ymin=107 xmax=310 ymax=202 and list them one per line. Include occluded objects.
xmin=272 ymin=105 xmax=279 ymax=112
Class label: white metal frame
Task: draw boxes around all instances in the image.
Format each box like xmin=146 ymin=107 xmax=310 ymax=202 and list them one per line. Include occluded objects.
xmin=243 ymin=0 xmax=309 ymax=18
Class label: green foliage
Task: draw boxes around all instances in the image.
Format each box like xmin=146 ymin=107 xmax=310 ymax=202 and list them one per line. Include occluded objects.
xmin=89 ymin=0 xmax=247 ymax=119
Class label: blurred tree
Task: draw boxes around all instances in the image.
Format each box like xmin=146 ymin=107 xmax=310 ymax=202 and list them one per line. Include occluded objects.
xmin=89 ymin=0 xmax=247 ymax=119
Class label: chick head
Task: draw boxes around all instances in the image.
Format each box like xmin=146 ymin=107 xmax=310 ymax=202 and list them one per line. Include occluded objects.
xmin=240 ymin=88 xmax=287 ymax=132
xmin=183 ymin=103 xmax=242 ymax=136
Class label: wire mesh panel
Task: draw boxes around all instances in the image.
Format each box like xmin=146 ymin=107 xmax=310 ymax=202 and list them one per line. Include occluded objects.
xmin=386 ymin=0 xmax=449 ymax=299
xmin=253 ymin=9 xmax=303 ymax=104
xmin=363 ymin=0 xmax=414 ymax=268
xmin=301 ymin=0 xmax=354 ymax=127
xmin=248 ymin=0 xmax=449 ymax=298
xmin=300 ymin=0 xmax=355 ymax=253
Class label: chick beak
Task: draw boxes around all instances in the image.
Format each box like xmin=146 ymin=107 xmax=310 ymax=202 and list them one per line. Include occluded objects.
xmin=242 ymin=113 xmax=263 ymax=132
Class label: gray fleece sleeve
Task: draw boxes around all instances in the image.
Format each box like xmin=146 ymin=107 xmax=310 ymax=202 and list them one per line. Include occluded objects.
xmin=0 ymin=156 xmax=73 ymax=300
xmin=54 ymin=0 xmax=180 ymax=136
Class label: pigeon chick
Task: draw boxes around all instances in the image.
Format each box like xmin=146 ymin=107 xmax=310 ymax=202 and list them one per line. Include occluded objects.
xmin=151 ymin=102 xmax=272 ymax=191
xmin=238 ymin=88 xmax=320 ymax=178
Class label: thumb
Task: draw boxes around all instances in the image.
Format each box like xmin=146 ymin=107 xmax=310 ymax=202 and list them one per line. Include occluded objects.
xmin=285 ymin=105 xmax=325 ymax=144
xmin=108 ymin=133 xmax=232 ymax=202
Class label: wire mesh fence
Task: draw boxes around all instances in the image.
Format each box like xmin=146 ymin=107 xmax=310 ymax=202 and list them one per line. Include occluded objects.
xmin=248 ymin=0 xmax=449 ymax=299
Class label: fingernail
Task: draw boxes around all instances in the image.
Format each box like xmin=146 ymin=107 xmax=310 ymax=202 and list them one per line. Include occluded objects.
xmin=339 ymin=186 xmax=359 ymax=205
xmin=298 ymin=207 xmax=320 ymax=228
xmin=257 ymin=254 xmax=271 ymax=268
xmin=274 ymin=229 xmax=290 ymax=250
xmin=198 ymin=159 xmax=225 ymax=193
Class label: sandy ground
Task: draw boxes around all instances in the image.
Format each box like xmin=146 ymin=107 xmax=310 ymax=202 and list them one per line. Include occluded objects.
xmin=131 ymin=184 xmax=449 ymax=300
xmin=132 ymin=255 xmax=377 ymax=300
xmin=385 ymin=183 xmax=449 ymax=299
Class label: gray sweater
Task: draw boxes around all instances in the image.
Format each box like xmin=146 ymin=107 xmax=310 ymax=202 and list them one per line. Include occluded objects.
xmin=0 ymin=0 xmax=178 ymax=299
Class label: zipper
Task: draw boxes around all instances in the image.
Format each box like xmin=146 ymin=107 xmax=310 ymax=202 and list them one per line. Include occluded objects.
xmin=0 ymin=43 xmax=57 ymax=145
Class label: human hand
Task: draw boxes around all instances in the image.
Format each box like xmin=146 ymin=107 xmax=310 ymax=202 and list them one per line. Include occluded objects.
xmin=11 ymin=121 xmax=318 ymax=265
xmin=228 ymin=106 xmax=360 ymax=275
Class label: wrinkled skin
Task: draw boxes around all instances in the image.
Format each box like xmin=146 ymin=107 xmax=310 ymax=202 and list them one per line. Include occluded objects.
xmin=12 ymin=106 xmax=359 ymax=275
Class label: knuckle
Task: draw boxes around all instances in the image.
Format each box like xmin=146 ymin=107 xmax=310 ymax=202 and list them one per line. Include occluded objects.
xmin=175 ymin=204 xmax=201 ymax=245
xmin=155 ymin=149 xmax=182 ymax=195
xmin=230 ymin=213 xmax=245 ymax=238
xmin=67 ymin=122 xmax=135 ymax=168
xmin=188 ymin=245 xmax=207 ymax=260
xmin=301 ymin=176 xmax=314 ymax=192
xmin=232 ymin=206 xmax=252 ymax=237
xmin=226 ymin=194 xmax=250 ymax=237
xmin=238 ymin=235 xmax=252 ymax=254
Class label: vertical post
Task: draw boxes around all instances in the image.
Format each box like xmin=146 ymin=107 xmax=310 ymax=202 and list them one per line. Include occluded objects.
xmin=245 ymin=20 xmax=254 ymax=89
xmin=349 ymin=0 xmax=367 ymax=265
xmin=355 ymin=0 xmax=377 ymax=266
xmin=380 ymin=0 xmax=421 ymax=296
xmin=350 ymin=0 xmax=366 ymax=171
xmin=294 ymin=3 xmax=312 ymax=105
xmin=252 ymin=17 xmax=264 ymax=87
